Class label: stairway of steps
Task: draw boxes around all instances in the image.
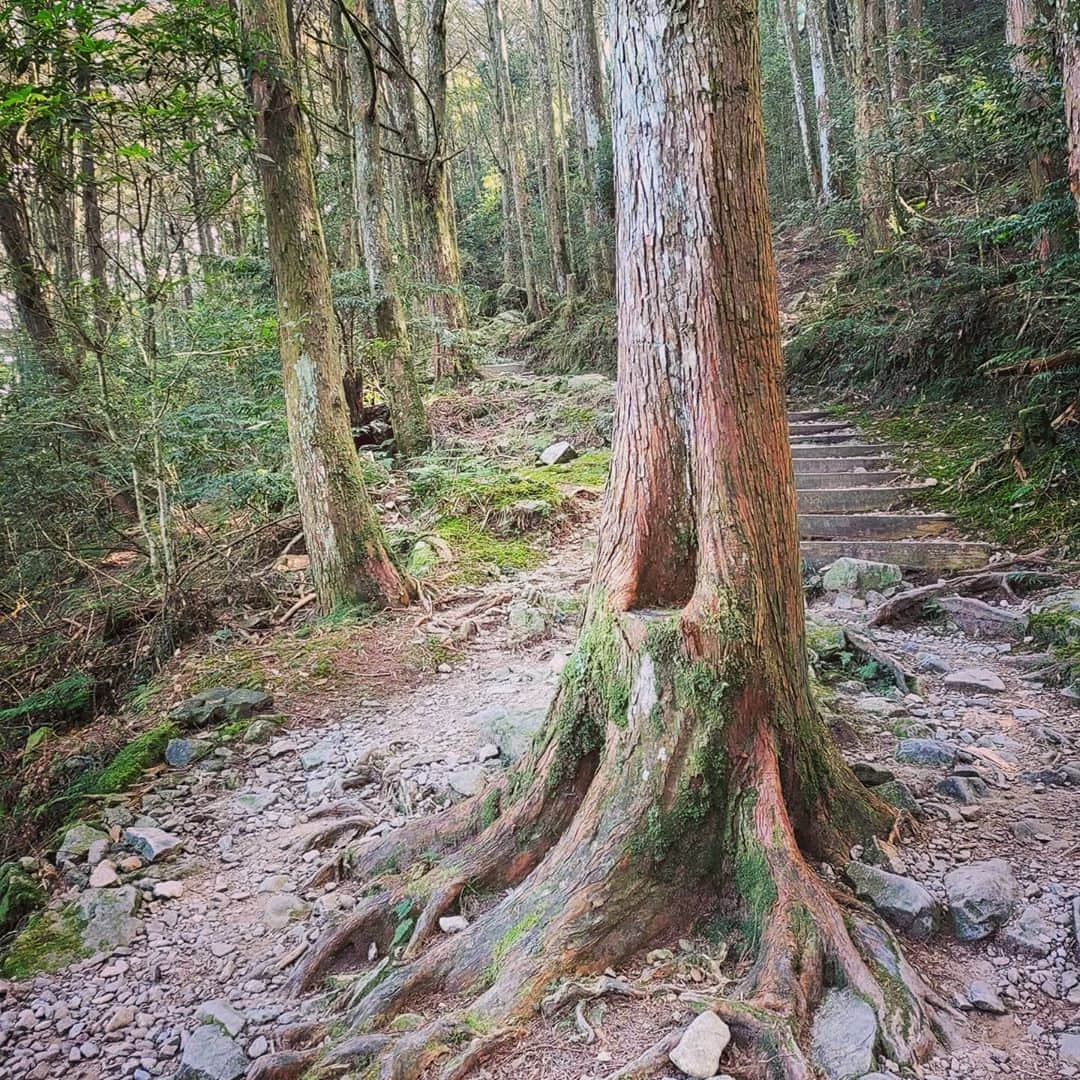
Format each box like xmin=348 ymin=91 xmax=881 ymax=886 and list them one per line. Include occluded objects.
xmin=788 ymin=410 xmax=992 ymax=572
xmin=474 ymin=363 xmax=992 ymax=573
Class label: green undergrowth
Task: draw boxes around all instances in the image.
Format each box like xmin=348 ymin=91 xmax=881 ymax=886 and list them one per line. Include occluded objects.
xmin=60 ymin=721 xmax=178 ymax=812
xmin=835 ymin=403 xmax=1078 ymax=555
xmin=0 ymin=860 xmax=45 ymax=937
xmin=433 ymin=518 xmax=541 ymax=585
xmin=0 ymin=673 xmax=92 ymax=741
xmin=524 ymin=293 xmax=616 ymax=375
xmin=521 ymin=448 xmax=611 ymax=490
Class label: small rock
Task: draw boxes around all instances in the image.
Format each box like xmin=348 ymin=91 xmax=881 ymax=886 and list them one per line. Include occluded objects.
xmin=153 ymin=880 xmax=183 ymax=900
xmin=123 ymin=826 xmax=182 ymax=863
xmin=1060 ymin=1033 xmax=1080 ymax=1066
xmin=438 ymin=915 xmax=469 ymax=934
xmin=164 ymin=738 xmax=208 ymax=768
xmin=88 ymin=860 xmax=119 ymax=888
xmin=1000 ymin=905 xmax=1056 ymax=957
xmin=196 ymin=1000 xmax=247 ymax=1038
xmin=77 ymin=885 xmax=141 ymax=953
xmin=821 ymin=558 xmax=902 ymax=596
xmin=475 ymin=743 xmax=500 ymax=762
xmin=447 ymin=764 xmax=486 ymax=798
xmin=57 ymin=824 xmax=109 ymax=866
xmin=176 ymin=1024 xmax=248 ymax=1080
xmin=263 ymin=893 xmax=310 ymax=930
xmin=967 ymin=980 xmax=1006 ymax=1014
xmin=247 ymin=1035 xmax=268 ymax=1059
xmin=895 ymin=738 xmax=955 ymax=766
xmin=105 ymin=1005 xmax=136 ymax=1032
xmin=851 ymin=762 xmax=894 ymax=786
xmin=538 ymin=440 xmax=578 ymax=466
xmin=668 ymin=1010 xmax=731 ymax=1079
xmin=943 ymin=668 xmax=1005 ymax=693
xmin=944 ymin=859 xmax=1021 ymax=941
xmin=299 ymin=738 xmax=338 ymax=771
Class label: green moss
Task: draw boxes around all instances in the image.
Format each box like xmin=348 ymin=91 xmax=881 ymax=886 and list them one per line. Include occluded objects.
xmin=478 ymin=789 xmax=502 ymax=829
xmin=0 ymin=672 xmax=92 ymax=729
xmin=488 ymin=911 xmax=540 ymax=981
xmin=1 ymin=906 xmax=86 ymax=979
xmin=435 ymin=517 xmax=541 ymax=584
xmin=522 ymin=448 xmax=612 ymax=489
xmin=0 ymin=861 xmax=45 ymax=935
xmin=63 ymin=722 xmax=178 ymax=806
xmin=189 ymin=648 xmax=268 ymax=693
xmin=731 ymin=831 xmax=778 ymax=953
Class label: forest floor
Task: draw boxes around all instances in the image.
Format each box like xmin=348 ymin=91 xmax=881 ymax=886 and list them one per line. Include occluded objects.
xmin=1 ymin=264 xmax=1078 ymax=1079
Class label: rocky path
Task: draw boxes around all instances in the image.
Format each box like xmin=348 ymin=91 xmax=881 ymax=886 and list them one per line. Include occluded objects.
xmin=1 ymin=389 xmax=1078 ymax=1080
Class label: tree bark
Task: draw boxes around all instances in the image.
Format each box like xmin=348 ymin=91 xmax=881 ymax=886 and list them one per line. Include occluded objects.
xmin=851 ymin=0 xmax=895 ymax=245
xmin=349 ymin=5 xmax=431 ymax=456
xmin=807 ymin=0 xmax=834 ymax=199
xmin=568 ymin=0 xmax=613 ymax=292
xmin=532 ymin=0 xmax=572 ymax=295
xmin=778 ymin=0 xmax=821 ymax=197
xmin=242 ymin=0 xmax=409 ymax=611
xmin=485 ymin=0 xmax=543 ymax=319
xmin=0 ymin=131 xmax=72 ymax=383
xmin=294 ymin=1 xmax=944 ymax=1075
xmin=1057 ymin=0 xmax=1080 ymax=227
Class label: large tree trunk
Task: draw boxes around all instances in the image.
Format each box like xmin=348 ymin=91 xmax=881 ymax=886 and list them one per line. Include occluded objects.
xmin=851 ymin=0 xmax=895 ymax=245
xmin=1062 ymin=0 xmax=1080 ymax=228
xmin=485 ymin=0 xmax=543 ymax=319
xmin=532 ymin=0 xmax=572 ymax=295
xmin=290 ymin=1 xmax=945 ymax=1075
xmin=778 ymin=0 xmax=821 ymax=197
xmin=568 ymin=0 xmax=613 ymax=292
xmin=0 ymin=132 xmax=73 ymax=384
xmin=807 ymin=0 xmax=835 ymax=199
xmin=242 ymin=0 xmax=409 ymax=611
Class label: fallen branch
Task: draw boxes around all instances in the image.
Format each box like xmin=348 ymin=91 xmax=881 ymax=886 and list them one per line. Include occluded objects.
xmin=276 ymin=592 xmax=315 ymax=625
xmin=843 ymin=627 xmax=919 ymax=693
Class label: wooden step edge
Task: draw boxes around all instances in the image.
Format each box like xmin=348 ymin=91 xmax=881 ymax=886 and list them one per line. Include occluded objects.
xmin=800 ymin=539 xmax=992 ymax=571
xmin=791 ymin=444 xmax=897 ymax=458
xmin=798 ymin=512 xmax=954 ymax=540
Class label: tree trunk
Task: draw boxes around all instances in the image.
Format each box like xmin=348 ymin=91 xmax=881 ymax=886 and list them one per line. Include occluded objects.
xmin=349 ymin=10 xmax=431 ymax=457
xmin=885 ymin=0 xmax=905 ymax=102
xmin=807 ymin=0 xmax=834 ymax=199
xmin=293 ymin=1 xmax=945 ymax=1075
xmin=424 ymin=0 xmax=470 ymax=378
xmin=568 ymin=0 xmax=613 ymax=292
xmin=778 ymin=0 xmax=821 ymax=197
xmin=1008 ymin=0 xmax=1061 ymax=258
xmin=1061 ymin=0 xmax=1080 ymax=228
xmin=851 ymin=0 xmax=895 ymax=245
xmin=242 ymin=0 xmax=409 ymax=611
xmin=532 ymin=0 xmax=571 ymax=295
xmin=0 ymin=132 xmax=72 ymax=383
xmin=485 ymin=0 xmax=543 ymax=319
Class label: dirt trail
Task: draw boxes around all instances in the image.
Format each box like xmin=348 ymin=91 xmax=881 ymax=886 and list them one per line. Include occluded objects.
xmin=0 ymin=371 xmax=1077 ymax=1080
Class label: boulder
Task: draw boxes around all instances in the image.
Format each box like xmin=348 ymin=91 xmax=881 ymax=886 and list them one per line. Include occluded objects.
xmin=895 ymin=738 xmax=955 ymax=766
xmin=168 ymin=687 xmax=273 ymax=731
xmin=668 ymin=1010 xmax=731 ymax=1079
xmin=176 ymin=1024 xmax=248 ymax=1080
xmin=538 ymin=440 xmax=578 ymax=466
xmin=810 ymin=988 xmax=877 ymax=1079
xmin=944 ymin=859 xmax=1020 ymax=941
xmin=123 ymin=826 xmax=182 ymax=863
xmin=875 ymin=780 xmax=921 ymax=815
xmin=938 ymin=597 xmax=1028 ymax=640
xmin=851 ymin=762 xmax=894 ymax=787
xmin=845 ymin=862 xmax=938 ymax=939
xmin=821 ymin=558 xmax=902 ymax=596
xmin=943 ymin=668 xmax=1005 ymax=694
xmin=57 ymin=824 xmax=109 ymax=866
xmin=77 ymin=886 xmax=141 ymax=953
xmin=936 ymin=775 xmax=988 ymax=803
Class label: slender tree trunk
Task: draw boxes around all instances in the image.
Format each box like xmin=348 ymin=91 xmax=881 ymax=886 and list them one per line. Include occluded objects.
xmin=242 ymin=0 xmax=409 ymax=611
xmin=568 ymin=0 xmax=613 ymax=292
xmin=807 ymin=0 xmax=834 ymax=199
xmin=885 ymin=0 xmax=905 ymax=102
xmin=851 ymin=0 xmax=895 ymax=245
xmin=778 ymin=0 xmax=821 ymax=197
xmin=532 ymin=0 xmax=571 ymax=295
xmin=1061 ymin=0 xmax=1080 ymax=227
xmin=485 ymin=0 xmax=543 ymax=318
xmin=348 ymin=19 xmax=431 ymax=456
xmin=908 ymin=0 xmax=924 ymax=89
xmin=292 ymin=1 xmax=944 ymax=1074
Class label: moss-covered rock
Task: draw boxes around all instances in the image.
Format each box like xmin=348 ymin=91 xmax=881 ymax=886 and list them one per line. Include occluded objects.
xmin=1 ymin=906 xmax=87 ymax=980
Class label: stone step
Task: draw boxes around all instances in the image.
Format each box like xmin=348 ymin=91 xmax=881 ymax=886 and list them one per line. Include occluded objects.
xmin=800 ymin=539 xmax=992 ymax=571
xmin=791 ymin=444 xmax=895 ymax=459
xmin=795 ymin=471 xmax=904 ymax=489
xmin=482 ymin=361 xmax=528 ymax=376
xmin=788 ymin=409 xmax=831 ymax=422
xmin=793 ymin=456 xmax=894 ymax=473
xmin=788 ymin=420 xmax=852 ymax=435
xmin=797 ymin=487 xmax=922 ymax=514
xmin=799 ymin=513 xmax=953 ymax=540
xmin=788 ymin=430 xmax=861 ymax=445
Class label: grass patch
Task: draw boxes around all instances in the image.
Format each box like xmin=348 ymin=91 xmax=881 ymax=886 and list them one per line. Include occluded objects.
xmin=523 ymin=448 xmax=611 ymax=490
xmin=62 ymin=721 xmax=178 ymax=807
xmin=0 ymin=673 xmax=92 ymax=734
xmin=838 ymin=403 xmax=1078 ymax=555
xmin=435 ymin=518 xmax=541 ymax=584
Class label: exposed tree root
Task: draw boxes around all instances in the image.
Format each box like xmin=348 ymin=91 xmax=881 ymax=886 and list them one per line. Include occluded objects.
xmin=296 ymin=814 xmax=374 ymax=853
xmin=290 ymin=609 xmax=946 ymax=1079
xmin=244 ymin=1048 xmax=319 ymax=1080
